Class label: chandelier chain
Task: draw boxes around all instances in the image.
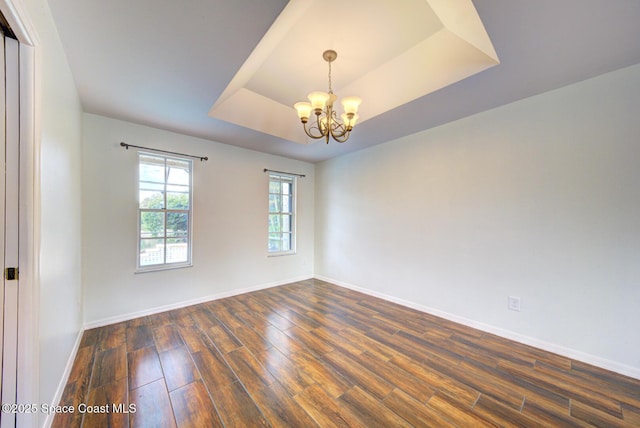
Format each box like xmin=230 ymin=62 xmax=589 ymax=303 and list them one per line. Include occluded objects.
xmin=328 ymin=59 xmax=333 ymax=94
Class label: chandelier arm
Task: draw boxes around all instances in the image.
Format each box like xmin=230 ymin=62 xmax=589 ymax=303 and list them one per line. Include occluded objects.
xmin=317 ymin=109 xmax=327 ymax=133
xmin=301 ymin=115 xmax=353 ymax=144
xmin=331 ymin=129 xmax=351 ymax=143
xmin=330 ymin=119 xmax=348 ymax=135
xmin=328 ymin=109 xmax=349 ymax=139
xmin=330 ymin=125 xmax=349 ymax=140
xmin=302 ymin=120 xmax=325 ymax=140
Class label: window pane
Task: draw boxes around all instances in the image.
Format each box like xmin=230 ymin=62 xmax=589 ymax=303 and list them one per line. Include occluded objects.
xmin=167 ymin=212 xmax=188 ymax=237
xmin=167 ymin=164 xmax=190 ymax=185
xmin=282 ymin=195 xmax=292 ymax=213
xmin=282 ymin=214 xmax=292 ymax=233
xmin=268 ymin=214 xmax=281 ymax=233
xmin=140 ymin=190 xmax=164 ymax=209
xmin=268 ymin=233 xmax=282 ymax=252
xmin=282 ymin=181 xmax=293 ymax=195
xmin=269 ymin=180 xmax=281 ymax=194
xmin=269 ymin=194 xmax=282 ymax=213
xmin=140 ymin=212 xmax=165 ymax=237
xmin=140 ymin=238 xmax=164 ymax=266
xmin=140 ymin=156 xmax=165 ymax=183
xmin=282 ymin=233 xmax=292 ymax=251
xmin=166 ymin=238 xmax=188 ymax=263
xmin=167 ymin=192 xmax=189 ymax=209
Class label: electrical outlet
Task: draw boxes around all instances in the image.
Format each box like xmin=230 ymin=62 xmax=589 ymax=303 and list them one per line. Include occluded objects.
xmin=508 ymin=296 xmax=521 ymax=311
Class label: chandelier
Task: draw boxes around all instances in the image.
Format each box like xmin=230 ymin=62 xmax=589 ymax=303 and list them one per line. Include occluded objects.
xmin=294 ymin=50 xmax=362 ymax=144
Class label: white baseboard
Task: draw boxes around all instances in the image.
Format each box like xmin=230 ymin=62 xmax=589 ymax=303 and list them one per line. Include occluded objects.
xmin=43 ymin=329 xmax=84 ymax=428
xmin=314 ymin=275 xmax=640 ymax=380
xmin=83 ymin=275 xmax=313 ymax=330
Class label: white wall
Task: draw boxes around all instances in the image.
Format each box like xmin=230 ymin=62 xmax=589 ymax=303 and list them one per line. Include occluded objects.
xmin=82 ymin=114 xmax=314 ymax=324
xmin=21 ymin=0 xmax=84 ymax=422
xmin=315 ymin=63 xmax=640 ymax=376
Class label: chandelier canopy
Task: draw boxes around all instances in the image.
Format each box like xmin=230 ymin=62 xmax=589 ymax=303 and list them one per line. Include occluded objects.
xmin=294 ymin=50 xmax=362 ymax=144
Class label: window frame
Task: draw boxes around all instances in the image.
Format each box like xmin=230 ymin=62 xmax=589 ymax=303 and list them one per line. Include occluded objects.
xmin=136 ymin=152 xmax=193 ymax=272
xmin=268 ymin=172 xmax=297 ymax=256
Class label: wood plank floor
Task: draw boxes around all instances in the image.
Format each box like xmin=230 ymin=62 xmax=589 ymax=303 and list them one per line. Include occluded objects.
xmin=53 ymin=279 xmax=640 ymax=427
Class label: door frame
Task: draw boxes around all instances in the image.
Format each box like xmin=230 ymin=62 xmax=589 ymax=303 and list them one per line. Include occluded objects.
xmin=0 ymin=1 xmax=38 ymax=427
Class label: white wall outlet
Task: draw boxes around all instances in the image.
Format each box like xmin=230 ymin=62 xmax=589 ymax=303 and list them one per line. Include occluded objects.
xmin=508 ymin=296 xmax=521 ymax=311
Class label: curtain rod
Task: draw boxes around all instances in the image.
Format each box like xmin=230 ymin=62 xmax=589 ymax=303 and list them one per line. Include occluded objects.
xmin=264 ymin=168 xmax=306 ymax=178
xmin=120 ymin=142 xmax=208 ymax=161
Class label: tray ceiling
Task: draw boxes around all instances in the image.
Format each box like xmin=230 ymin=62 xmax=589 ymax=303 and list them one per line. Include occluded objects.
xmin=209 ymin=0 xmax=499 ymax=144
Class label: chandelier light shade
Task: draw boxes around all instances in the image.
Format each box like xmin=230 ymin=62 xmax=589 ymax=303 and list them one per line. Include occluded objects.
xmin=294 ymin=50 xmax=361 ymax=144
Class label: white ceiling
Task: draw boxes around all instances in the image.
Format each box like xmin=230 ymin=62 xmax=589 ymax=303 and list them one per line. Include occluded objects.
xmin=48 ymin=0 xmax=640 ymax=163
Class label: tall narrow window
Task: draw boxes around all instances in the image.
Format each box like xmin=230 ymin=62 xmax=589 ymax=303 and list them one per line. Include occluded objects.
xmin=268 ymin=173 xmax=296 ymax=254
xmin=138 ymin=153 xmax=192 ymax=270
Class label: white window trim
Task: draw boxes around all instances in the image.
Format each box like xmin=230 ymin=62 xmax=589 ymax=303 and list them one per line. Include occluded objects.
xmin=136 ymin=151 xmax=194 ymax=272
xmin=268 ymin=172 xmax=297 ymax=256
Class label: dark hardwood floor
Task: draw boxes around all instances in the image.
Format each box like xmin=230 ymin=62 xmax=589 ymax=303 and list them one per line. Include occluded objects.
xmin=53 ymin=279 xmax=640 ymax=427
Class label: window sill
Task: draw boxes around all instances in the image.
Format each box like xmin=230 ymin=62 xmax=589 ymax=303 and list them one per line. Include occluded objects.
xmin=267 ymin=251 xmax=296 ymax=257
xmin=135 ymin=263 xmax=193 ymax=274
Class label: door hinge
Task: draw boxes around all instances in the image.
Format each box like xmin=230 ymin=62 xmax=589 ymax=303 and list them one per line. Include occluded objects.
xmin=5 ymin=267 xmax=18 ymax=280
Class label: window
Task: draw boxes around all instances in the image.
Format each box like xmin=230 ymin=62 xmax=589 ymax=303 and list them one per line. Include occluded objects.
xmin=138 ymin=153 xmax=192 ymax=270
xmin=268 ymin=173 xmax=296 ymax=254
